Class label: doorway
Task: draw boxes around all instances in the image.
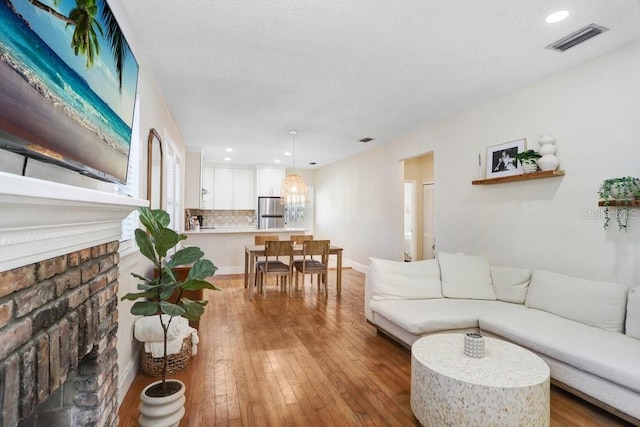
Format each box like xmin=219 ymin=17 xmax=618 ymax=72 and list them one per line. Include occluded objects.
xmin=402 ymin=153 xmax=434 ymax=261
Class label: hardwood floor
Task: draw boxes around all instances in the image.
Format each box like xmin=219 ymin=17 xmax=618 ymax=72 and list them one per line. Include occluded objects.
xmin=118 ymin=269 xmax=634 ymax=426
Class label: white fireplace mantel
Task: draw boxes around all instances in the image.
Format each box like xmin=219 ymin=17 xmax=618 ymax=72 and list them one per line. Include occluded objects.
xmin=0 ymin=172 xmax=148 ymax=272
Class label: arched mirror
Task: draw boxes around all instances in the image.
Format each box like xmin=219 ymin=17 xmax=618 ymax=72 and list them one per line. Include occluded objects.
xmin=147 ymin=128 xmax=163 ymax=210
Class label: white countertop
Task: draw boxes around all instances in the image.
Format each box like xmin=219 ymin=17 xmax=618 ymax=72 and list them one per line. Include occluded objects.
xmin=184 ymin=227 xmax=306 ymax=235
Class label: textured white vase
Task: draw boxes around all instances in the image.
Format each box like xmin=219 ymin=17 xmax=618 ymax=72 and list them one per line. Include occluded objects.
xmin=139 ymin=380 xmax=186 ymax=427
xmin=537 ymin=135 xmax=560 ymax=171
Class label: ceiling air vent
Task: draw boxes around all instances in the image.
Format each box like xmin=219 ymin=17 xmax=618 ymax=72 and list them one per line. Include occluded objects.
xmin=546 ymin=23 xmax=609 ymax=52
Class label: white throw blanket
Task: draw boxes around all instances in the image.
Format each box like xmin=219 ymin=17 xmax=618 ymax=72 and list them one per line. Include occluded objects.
xmin=134 ymin=314 xmax=190 ymax=342
xmin=135 ymin=315 xmax=200 ymax=357
xmin=144 ymin=329 xmax=199 ymax=357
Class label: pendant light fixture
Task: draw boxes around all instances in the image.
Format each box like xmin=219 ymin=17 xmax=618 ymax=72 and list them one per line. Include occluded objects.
xmin=280 ymin=130 xmax=309 ymax=204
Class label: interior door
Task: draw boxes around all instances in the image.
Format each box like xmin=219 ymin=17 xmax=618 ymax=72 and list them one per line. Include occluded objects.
xmin=423 ymin=183 xmax=435 ymax=259
xmin=404 ymin=181 xmax=417 ymax=262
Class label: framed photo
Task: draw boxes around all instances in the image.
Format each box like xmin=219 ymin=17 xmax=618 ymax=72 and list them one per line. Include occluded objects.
xmin=486 ymin=138 xmax=526 ymax=178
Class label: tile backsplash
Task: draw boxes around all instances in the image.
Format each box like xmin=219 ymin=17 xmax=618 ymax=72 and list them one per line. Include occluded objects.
xmin=186 ymin=209 xmax=256 ymax=228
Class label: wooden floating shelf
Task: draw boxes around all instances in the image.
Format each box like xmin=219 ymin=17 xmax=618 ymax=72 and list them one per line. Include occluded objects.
xmin=598 ymin=200 xmax=640 ymax=207
xmin=472 ymin=170 xmax=565 ymax=185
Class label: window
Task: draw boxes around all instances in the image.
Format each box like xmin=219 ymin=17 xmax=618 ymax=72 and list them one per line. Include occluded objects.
xmin=163 ymin=131 xmax=183 ymax=232
xmin=116 ymin=94 xmax=140 ymax=250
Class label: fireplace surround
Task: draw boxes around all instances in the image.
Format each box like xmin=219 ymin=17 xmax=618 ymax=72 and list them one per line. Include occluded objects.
xmin=0 ymin=172 xmax=145 ymax=426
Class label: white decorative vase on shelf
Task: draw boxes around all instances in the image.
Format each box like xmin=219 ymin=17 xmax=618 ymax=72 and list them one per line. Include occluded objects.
xmin=537 ymin=134 xmax=560 ymax=172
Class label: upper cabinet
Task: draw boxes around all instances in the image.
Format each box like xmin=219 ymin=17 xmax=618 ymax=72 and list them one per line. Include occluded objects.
xmin=257 ymin=167 xmax=286 ymax=196
xmin=201 ymin=165 xmax=256 ymax=209
xmin=213 ymin=167 xmax=255 ymax=209
xmin=201 ymin=165 xmax=215 ymax=208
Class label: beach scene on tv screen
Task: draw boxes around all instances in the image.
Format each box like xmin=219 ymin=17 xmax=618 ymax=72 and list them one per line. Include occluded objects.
xmin=0 ymin=0 xmax=139 ymax=183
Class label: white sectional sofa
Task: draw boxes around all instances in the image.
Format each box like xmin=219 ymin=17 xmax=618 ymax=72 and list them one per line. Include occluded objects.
xmin=364 ymin=253 xmax=640 ymax=425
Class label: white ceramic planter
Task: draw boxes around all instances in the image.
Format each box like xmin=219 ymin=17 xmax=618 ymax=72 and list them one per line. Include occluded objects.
xmin=139 ymin=379 xmax=186 ymax=427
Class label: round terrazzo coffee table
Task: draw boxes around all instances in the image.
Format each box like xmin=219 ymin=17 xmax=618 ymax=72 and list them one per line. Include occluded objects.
xmin=410 ymin=333 xmax=550 ymax=427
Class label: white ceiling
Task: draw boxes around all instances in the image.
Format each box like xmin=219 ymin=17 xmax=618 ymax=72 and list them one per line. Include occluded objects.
xmin=121 ymin=1 xmax=640 ymax=169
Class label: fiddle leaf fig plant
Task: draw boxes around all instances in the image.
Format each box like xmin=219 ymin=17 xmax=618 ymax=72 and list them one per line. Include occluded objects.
xmin=121 ymin=207 xmax=219 ymax=394
xmin=598 ymin=177 xmax=640 ymax=231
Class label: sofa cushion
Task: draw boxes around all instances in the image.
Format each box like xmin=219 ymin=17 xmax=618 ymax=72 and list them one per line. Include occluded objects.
xmin=480 ymin=308 xmax=640 ymax=393
xmin=369 ymin=298 xmax=524 ymax=335
xmin=369 ymin=257 xmax=442 ymax=300
xmin=627 ymin=286 xmax=640 ymax=340
xmin=438 ymin=252 xmax=496 ymax=300
xmin=525 ymin=270 xmax=628 ymax=333
xmin=491 ymin=266 xmax=531 ymax=304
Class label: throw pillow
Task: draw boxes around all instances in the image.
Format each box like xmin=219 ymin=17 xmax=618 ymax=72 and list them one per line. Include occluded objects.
xmin=491 ymin=266 xmax=531 ymax=304
xmin=369 ymin=257 xmax=442 ymax=300
xmin=438 ymin=252 xmax=496 ymax=300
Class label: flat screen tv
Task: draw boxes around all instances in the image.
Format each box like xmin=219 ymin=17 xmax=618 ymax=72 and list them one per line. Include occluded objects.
xmin=0 ymin=0 xmax=139 ymax=184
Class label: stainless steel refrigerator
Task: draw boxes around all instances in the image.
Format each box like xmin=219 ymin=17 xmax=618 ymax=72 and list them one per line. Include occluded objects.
xmin=257 ymin=197 xmax=285 ymax=229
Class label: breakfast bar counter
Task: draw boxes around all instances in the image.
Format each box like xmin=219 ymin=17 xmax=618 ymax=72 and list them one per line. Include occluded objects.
xmin=182 ymin=228 xmax=309 ymax=275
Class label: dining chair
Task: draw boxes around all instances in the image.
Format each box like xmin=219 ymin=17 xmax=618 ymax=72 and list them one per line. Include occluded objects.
xmin=293 ymin=240 xmax=330 ymax=297
xmin=253 ymin=235 xmax=279 ymax=288
xmin=290 ymin=234 xmax=313 ymax=244
xmin=257 ymin=240 xmax=294 ymax=299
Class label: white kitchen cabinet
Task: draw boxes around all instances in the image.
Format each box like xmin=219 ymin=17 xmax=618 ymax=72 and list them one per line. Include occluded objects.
xmin=233 ymin=168 xmax=255 ymax=209
xmin=257 ymin=167 xmax=286 ymax=196
xmin=213 ymin=167 xmax=255 ymax=209
xmin=213 ymin=167 xmax=234 ymax=208
xmin=201 ymin=165 xmax=214 ymax=208
xmin=184 ymin=152 xmax=202 ymax=208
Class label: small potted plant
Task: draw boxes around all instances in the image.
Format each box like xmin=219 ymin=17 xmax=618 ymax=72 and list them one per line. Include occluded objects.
xmin=598 ymin=177 xmax=640 ymax=231
xmin=121 ymin=207 xmax=219 ymax=426
xmin=515 ymin=150 xmax=541 ymax=174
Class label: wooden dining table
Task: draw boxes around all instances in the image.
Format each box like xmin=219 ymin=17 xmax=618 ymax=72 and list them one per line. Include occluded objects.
xmin=244 ymin=244 xmax=343 ymax=300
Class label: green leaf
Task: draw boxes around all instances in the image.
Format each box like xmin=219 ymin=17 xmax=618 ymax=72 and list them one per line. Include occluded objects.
xmin=121 ymin=291 xmax=157 ymax=301
xmin=188 ymin=259 xmax=218 ymax=281
xmin=153 ymin=228 xmax=183 ymax=257
xmin=160 ymin=300 xmax=186 ymax=316
xmin=151 ymin=209 xmax=171 ymax=228
xmin=131 ymin=272 xmax=153 ymax=284
xmin=181 ymin=279 xmax=220 ymax=291
xmin=138 ymin=207 xmax=161 ymax=236
xmin=166 ymin=247 xmax=204 ymax=269
xmin=130 ymin=301 xmax=160 ymax=316
xmin=135 ymin=229 xmax=158 ymax=266
xmin=159 ymin=287 xmax=176 ymax=300
xmin=181 ymin=298 xmax=206 ymax=320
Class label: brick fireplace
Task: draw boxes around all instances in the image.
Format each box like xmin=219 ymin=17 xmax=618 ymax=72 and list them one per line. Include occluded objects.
xmin=0 ymin=172 xmax=145 ymax=426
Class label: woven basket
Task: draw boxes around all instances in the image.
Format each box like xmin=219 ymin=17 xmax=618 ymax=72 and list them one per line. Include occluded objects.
xmin=141 ymin=335 xmax=192 ymax=377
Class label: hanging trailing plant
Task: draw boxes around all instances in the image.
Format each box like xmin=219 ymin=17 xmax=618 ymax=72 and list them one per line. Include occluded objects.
xmin=598 ymin=177 xmax=640 ymax=231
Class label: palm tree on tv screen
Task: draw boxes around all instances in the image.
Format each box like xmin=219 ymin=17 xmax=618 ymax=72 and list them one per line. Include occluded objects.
xmin=16 ymin=0 xmax=130 ymax=90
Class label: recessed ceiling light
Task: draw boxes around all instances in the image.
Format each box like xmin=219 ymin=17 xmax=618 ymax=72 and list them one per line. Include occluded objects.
xmin=274 ymin=159 xmax=281 ymax=163
xmin=284 ymin=151 xmax=292 ymax=156
xmin=359 ymin=137 xmax=374 ymax=143
xmin=546 ymin=10 xmax=569 ymax=24
xmin=225 ymin=147 xmax=233 ymax=152
xmin=223 ymin=157 xmax=231 ymax=161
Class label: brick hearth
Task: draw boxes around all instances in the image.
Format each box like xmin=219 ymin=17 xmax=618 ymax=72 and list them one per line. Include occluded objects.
xmin=0 ymin=242 xmax=120 ymax=426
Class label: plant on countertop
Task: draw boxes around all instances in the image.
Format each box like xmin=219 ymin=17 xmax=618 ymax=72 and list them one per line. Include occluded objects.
xmin=598 ymin=177 xmax=640 ymax=231
xmin=121 ymin=207 xmax=219 ymax=396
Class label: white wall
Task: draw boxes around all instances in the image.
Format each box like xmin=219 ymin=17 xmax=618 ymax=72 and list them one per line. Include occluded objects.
xmin=316 ymin=41 xmax=640 ymax=287
xmin=108 ymin=0 xmax=190 ymax=404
